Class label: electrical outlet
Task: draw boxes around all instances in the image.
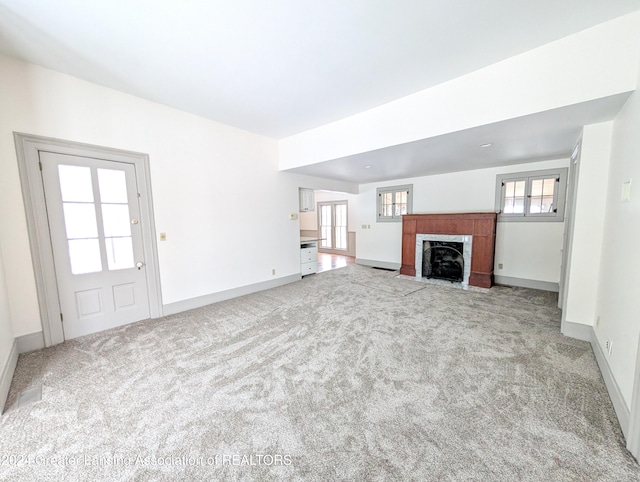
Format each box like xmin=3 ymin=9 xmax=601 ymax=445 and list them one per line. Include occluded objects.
xmin=272 ymin=269 xmax=276 ymax=275
xmin=606 ymin=340 xmax=613 ymax=356
xmin=498 ymin=263 xmax=503 ymax=269
xmin=159 ymin=232 xmax=167 ymax=241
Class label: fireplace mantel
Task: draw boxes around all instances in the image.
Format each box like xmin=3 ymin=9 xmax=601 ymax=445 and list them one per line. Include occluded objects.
xmin=400 ymin=213 xmax=497 ymax=288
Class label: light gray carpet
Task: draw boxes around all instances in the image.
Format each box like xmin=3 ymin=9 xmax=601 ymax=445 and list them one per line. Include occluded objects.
xmin=1 ymin=265 xmax=638 ymax=481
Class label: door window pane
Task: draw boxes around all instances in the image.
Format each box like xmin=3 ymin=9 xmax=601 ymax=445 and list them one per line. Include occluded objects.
xmin=68 ymin=239 xmax=102 ymax=274
xmin=98 ymin=169 xmax=129 ymax=203
xmin=101 ymin=204 xmax=132 ymax=237
xmin=58 ymin=165 xmax=94 ymax=202
xmin=62 ymin=203 xmax=99 ymax=239
xmin=105 ymin=237 xmax=135 ymax=270
xmin=335 ymin=203 xmax=347 ymax=250
xmin=320 ymin=204 xmax=332 ymax=249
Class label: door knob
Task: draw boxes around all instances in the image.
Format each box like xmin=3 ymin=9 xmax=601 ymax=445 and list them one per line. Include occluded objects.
xmin=136 ymin=261 xmax=144 ymax=270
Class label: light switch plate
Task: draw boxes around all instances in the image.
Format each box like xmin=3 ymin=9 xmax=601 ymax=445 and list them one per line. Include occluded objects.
xmin=290 ymin=213 xmax=299 ymax=220
xmin=621 ymin=179 xmax=632 ymax=202
xmin=159 ymin=232 xmax=167 ymax=241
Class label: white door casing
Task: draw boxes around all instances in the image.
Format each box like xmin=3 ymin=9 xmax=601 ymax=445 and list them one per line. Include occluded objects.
xmin=14 ymin=133 xmax=162 ymax=346
xmin=40 ymin=152 xmax=150 ymax=339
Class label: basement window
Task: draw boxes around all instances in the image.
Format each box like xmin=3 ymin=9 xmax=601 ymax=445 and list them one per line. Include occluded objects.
xmin=495 ymin=168 xmax=568 ymax=222
xmin=377 ymin=184 xmax=413 ymax=222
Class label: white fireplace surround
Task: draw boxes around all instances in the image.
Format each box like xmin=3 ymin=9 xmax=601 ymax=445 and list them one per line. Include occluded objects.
xmin=415 ymin=234 xmax=473 ymax=287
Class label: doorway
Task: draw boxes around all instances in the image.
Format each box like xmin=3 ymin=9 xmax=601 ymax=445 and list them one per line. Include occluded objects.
xmin=318 ymin=201 xmax=348 ymax=251
xmin=14 ymin=133 xmax=162 ymax=345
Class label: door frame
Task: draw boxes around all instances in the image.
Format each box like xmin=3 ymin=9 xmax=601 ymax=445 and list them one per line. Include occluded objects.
xmin=559 ymin=137 xmax=581 ymax=314
xmin=317 ymin=200 xmax=349 ymax=253
xmin=14 ymin=133 xmax=163 ymax=346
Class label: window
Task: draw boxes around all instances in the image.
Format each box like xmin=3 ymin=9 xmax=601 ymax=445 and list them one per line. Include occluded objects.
xmin=377 ymin=184 xmax=413 ymax=222
xmin=318 ymin=201 xmax=348 ymax=250
xmin=495 ymin=168 xmax=568 ymax=222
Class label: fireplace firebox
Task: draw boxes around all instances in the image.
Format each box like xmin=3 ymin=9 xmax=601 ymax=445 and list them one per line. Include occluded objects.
xmin=423 ymin=241 xmax=464 ymax=282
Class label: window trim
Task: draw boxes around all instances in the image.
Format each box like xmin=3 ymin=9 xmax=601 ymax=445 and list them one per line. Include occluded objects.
xmin=377 ymin=184 xmax=413 ymax=222
xmin=495 ymin=168 xmax=568 ymax=222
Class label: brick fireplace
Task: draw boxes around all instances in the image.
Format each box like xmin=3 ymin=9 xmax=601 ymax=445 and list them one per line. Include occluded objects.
xmin=400 ymin=213 xmax=497 ymax=288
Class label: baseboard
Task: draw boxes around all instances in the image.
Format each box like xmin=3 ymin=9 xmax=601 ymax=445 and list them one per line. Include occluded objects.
xmin=0 ymin=340 xmax=18 ymax=414
xmin=16 ymin=332 xmax=45 ymax=354
xmin=494 ymin=275 xmax=559 ymax=292
xmin=561 ymin=321 xmax=593 ymax=342
xmin=355 ymin=258 xmax=401 ymax=271
xmin=591 ymin=331 xmax=630 ymax=438
xmin=163 ymin=273 xmax=302 ymax=316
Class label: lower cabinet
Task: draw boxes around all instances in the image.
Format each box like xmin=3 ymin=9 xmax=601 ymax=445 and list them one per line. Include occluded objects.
xmin=300 ymin=242 xmax=318 ymax=275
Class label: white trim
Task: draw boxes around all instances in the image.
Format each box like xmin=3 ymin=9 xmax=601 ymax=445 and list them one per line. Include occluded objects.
xmin=627 ymin=334 xmax=640 ymax=459
xmin=494 ymin=275 xmax=559 ymax=293
xmin=0 ymin=340 xmax=18 ymax=414
xmin=561 ymin=320 xmax=593 ymax=342
xmin=562 ymin=323 xmax=631 ymax=440
xmin=591 ymin=332 xmax=630 ymax=438
xmin=355 ymin=258 xmax=401 ymax=271
xmin=163 ymin=274 xmax=301 ymax=316
xmin=13 ymin=133 xmax=163 ymax=346
xmin=16 ymin=332 xmax=45 ymax=354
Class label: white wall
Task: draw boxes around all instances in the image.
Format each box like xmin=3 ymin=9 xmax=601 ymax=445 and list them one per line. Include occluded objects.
xmin=355 ymin=158 xmax=569 ymax=284
xmin=563 ymin=122 xmax=613 ymax=329
xmin=0 ymin=54 xmax=355 ymax=338
xmin=594 ymin=63 xmax=640 ymax=407
xmin=280 ymin=12 xmax=640 ymax=169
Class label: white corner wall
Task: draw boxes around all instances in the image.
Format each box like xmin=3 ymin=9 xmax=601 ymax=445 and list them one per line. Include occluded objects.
xmin=355 ymin=158 xmax=569 ymax=283
xmin=594 ymin=63 xmax=640 ymax=407
xmin=0 ymin=241 xmax=16 ymax=411
xmin=0 ymin=54 xmax=356 ymax=339
xmin=563 ymin=122 xmax=613 ymax=330
xmin=279 ymin=12 xmax=640 ymax=169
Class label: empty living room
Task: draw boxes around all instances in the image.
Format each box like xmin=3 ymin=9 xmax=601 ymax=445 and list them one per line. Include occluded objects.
xmin=1 ymin=1 xmax=640 ymax=480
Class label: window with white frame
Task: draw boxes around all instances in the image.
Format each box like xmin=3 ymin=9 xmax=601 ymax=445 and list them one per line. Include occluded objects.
xmin=377 ymin=184 xmax=413 ymax=222
xmin=495 ymin=168 xmax=568 ymax=222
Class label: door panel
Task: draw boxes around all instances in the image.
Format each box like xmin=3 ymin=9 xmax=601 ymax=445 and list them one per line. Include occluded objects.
xmin=40 ymin=151 xmax=150 ymax=339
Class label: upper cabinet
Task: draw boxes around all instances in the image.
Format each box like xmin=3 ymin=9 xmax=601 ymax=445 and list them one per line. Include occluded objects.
xmin=299 ymin=188 xmax=315 ymax=212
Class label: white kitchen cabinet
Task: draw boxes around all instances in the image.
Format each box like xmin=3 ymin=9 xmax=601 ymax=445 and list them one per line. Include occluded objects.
xmin=299 ymin=188 xmax=315 ymax=212
xmin=300 ymin=240 xmax=318 ymax=276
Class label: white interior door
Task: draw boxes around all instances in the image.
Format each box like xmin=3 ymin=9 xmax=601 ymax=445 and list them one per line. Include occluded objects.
xmin=40 ymin=151 xmax=150 ymax=339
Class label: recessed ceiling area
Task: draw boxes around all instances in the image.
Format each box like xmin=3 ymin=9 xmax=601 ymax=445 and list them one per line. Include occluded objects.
xmin=0 ymin=0 xmax=639 ymax=139
xmin=284 ymin=93 xmax=632 ymax=184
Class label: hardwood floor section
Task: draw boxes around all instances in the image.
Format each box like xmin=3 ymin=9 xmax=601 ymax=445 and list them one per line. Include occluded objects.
xmin=317 ymin=253 xmax=355 ymax=273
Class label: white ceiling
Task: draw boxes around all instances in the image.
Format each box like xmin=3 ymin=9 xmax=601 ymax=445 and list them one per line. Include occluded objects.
xmin=1 ymin=1 xmax=639 ymax=183
xmin=286 ymin=93 xmax=632 ymax=183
